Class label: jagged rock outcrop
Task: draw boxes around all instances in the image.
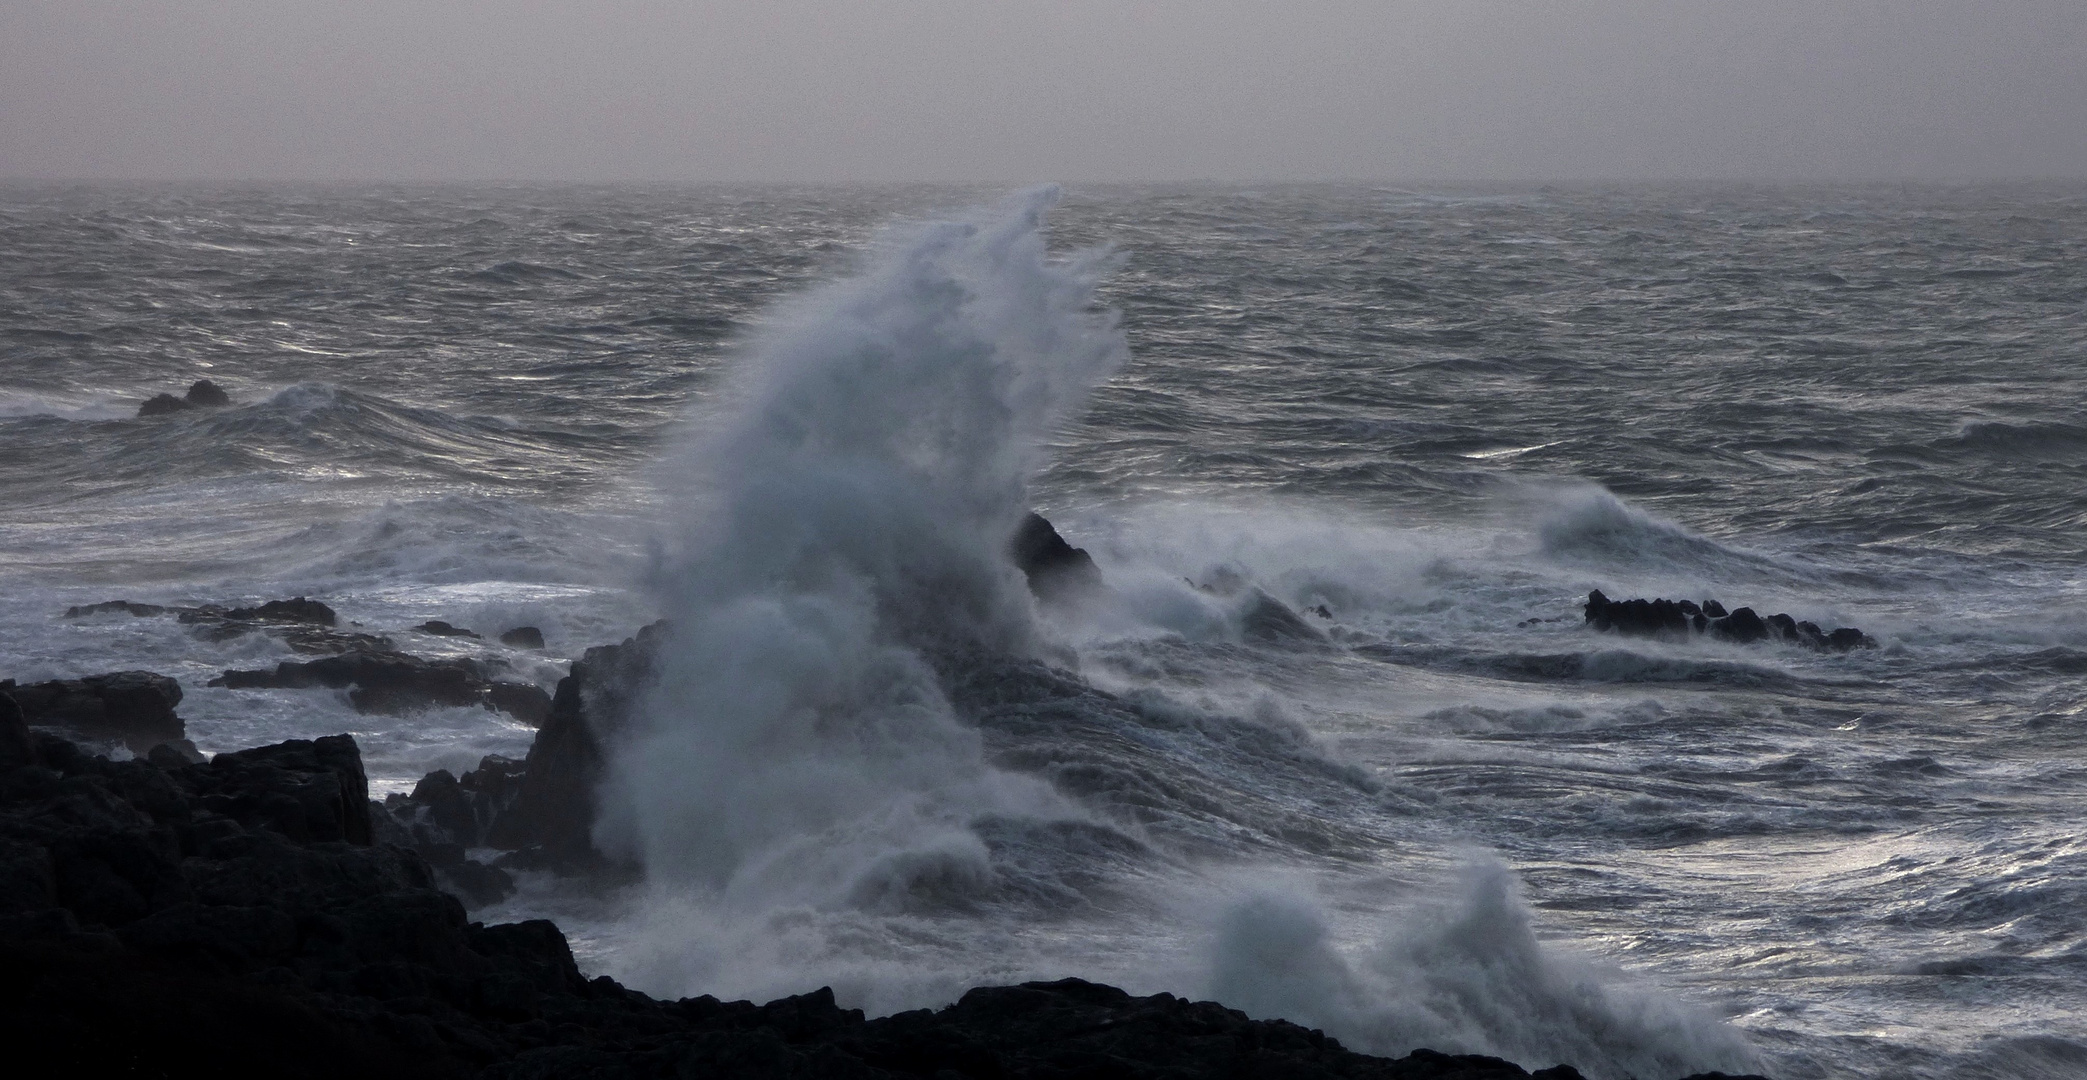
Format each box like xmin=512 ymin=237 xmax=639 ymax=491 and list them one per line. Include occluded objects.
xmin=1 ymin=716 xmax=1763 ymax=1078
xmin=1011 ymin=512 xmax=1105 ymax=603
xmin=478 ymin=621 xmax=666 ymax=869
xmin=1583 ymin=590 xmax=1872 ymax=652
xmin=2 ymin=671 xmax=193 ymax=756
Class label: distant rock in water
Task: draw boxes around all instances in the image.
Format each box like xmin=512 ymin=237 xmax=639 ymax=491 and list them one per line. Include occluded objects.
xmin=69 ymin=595 xmax=387 ymax=655
xmin=135 ymin=379 xmax=232 ymax=416
xmin=499 ymin=625 xmax=545 ymax=649
xmin=63 ymin=600 xmax=167 ymax=618
xmin=183 ymin=378 xmax=230 ymax=406
xmin=416 ymin=619 xmax=480 ymax=639
xmin=209 ymin=647 xmax=551 ymax=724
xmin=218 ymin=596 xmax=337 ymax=626
xmin=1011 ymin=512 xmax=1105 ymax=603
xmin=136 ymin=392 xmax=191 ymax=416
xmin=1582 ymin=590 xmax=1873 ymax=652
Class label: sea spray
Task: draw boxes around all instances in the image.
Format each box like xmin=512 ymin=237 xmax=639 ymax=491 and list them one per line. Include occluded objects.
xmin=572 ymin=190 xmax=1763 ymax=1077
xmin=1207 ymin=859 xmax=1762 ymax=1080
xmin=597 ymin=187 xmax=1125 ymax=911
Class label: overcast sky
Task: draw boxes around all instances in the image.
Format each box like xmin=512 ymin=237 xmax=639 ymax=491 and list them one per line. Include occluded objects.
xmin=4 ymin=1 xmax=2083 ymax=182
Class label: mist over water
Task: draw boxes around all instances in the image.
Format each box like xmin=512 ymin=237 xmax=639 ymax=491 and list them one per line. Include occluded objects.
xmin=4 ymin=181 xmax=2085 ymax=1078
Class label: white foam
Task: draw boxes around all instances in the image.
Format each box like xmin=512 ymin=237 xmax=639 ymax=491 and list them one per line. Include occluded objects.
xmin=599 ymin=187 xmax=1125 ymax=914
xmin=1206 ymin=859 xmax=1762 ymax=1080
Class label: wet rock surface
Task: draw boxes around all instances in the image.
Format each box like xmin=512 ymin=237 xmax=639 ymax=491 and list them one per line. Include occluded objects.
xmin=476 ymin=621 xmax=667 ymax=869
xmin=135 ymin=379 xmax=233 ymax=416
xmin=1 ymin=671 xmax=191 ymax=756
xmin=65 ymin=598 xmax=556 ymax=720
xmin=68 ymin=595 xmax=378 ymax=654
xmin=1011 ymin=512 xmax=1106 ymax=603
xmin=0 ymin=709 xmax=1761 ymax=1079
xmin=499 ymin=626 xmax=546 ymax=649
xmin=210 ymin=648 xmax=550 ymax=724
xmin=1582 ymin=590 xmax=1873 ymax=652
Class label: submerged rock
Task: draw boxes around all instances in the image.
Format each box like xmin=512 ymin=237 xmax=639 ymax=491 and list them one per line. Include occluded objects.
xmin=1241 ymin=588 xmax=1330 ymax=645
xmin=134 ymin=379 xmax=232 ymax=417
xmin=136 ymin=392 xmax=192 ymax=416
xmin=1582 ymin=590 xmax=1872 ymax=652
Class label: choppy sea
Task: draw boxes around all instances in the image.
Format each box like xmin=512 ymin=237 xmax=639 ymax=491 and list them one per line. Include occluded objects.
xmin=3 ymin=181 xmax=2085 ymax=1079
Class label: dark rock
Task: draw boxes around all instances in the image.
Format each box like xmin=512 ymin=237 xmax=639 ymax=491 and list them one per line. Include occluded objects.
xmin=499 ymin=626 xmax=546 ymax=649
xmin=211 ymin=648 xmax=491 ymax=715
xmin=184 ymin=379 xmax=231 ymax=407
xmin=435 ymin=859 xmax=516 ymax=907
xmin=1583 ymin=592 xmax=1689 ymax=638
xmin=1711 ymin=607 xmax=1769 ymax=644
xmin=1827 ymin=627 xmax=1873 ymax=652
xmin=482 ymin=623 xmax=665 ymax=868
xmin=222 ymin=597 xmax=337 ymax=626
xmin=381 ymin=755 xmax=528 ymax=856
xmin=1010 ymin=512 xmax=1105 ymax=603
xmin=487 ymin=682 xmax=552 ymax=727
xmin=136 ymin=381 xmax=230 ymax=417
xmin=1241 ymin=589 xmax=1329 ymax=645
xmin=0 ymin=692 xmax=35 ymax=769
xmin=0 ymin=728 xmax=1746 ymax=1080
xmin=72 ymin=595 xmax=380 ymax=655
xmin=146 ymin=742 xmax=202 ymax=769
xmin=3 ymin=671 xmax=185 ymax=754
xmin=194 ymin=735 xmax=374 ymax=845
xmin=137 ymin=392 xmax=192 ymax=417
xmin=1582 ymin=593 xmax=1872 ymax=654
xmin=417 ymin=620 xmax=480 ymax=639
xmin=63 ymin=600 xmax=168 ymax=619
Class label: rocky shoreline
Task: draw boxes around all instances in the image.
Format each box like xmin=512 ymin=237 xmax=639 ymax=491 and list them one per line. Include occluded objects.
xmin=0 ymin=710 xmax=1773 ymax=1079
xmin=3 ymin=518 xmax=1771 ymax=1077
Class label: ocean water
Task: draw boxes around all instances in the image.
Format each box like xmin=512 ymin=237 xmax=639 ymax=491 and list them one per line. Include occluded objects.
xmin=3 ymin=180 xmax=2085 ymax=1079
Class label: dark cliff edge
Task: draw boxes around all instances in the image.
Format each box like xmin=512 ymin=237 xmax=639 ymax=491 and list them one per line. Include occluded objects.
xmin=0 ymin=691 xmax=1761 ymax=1080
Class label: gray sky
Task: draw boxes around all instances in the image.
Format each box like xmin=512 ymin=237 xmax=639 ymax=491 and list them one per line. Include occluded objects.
xmin=4 ymin=1 xmax=2083 ymax=182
